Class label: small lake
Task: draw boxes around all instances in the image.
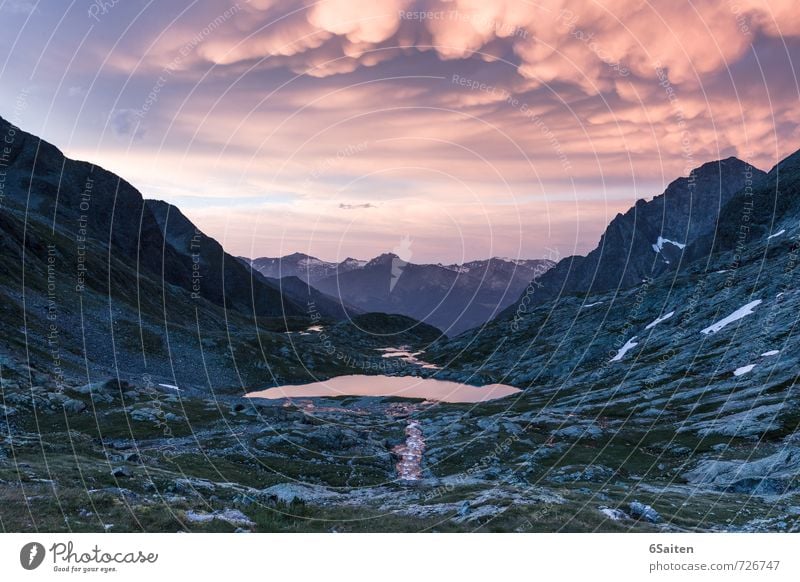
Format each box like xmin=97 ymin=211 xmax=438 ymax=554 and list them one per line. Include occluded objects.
xmin=246 ymin=374 xmax=521 ymax=404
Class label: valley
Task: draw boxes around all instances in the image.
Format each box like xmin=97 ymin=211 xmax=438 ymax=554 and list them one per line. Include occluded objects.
xmin=1 ymin=115 xmax=799 ymax=533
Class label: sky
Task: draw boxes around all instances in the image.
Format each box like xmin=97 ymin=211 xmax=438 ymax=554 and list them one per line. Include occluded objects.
xmin=0 ymin=0 xmax=798 ymax=264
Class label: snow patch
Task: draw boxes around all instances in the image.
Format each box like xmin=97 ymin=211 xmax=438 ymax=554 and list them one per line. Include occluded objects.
xmin=700 ymin=300 xmax=762 ymax=335
xmin=298 ymin=257 xmax=333 ymax=269
xmin=342 ymin=258 xmax=367 ymax=268
xmin=652 ymin=236 xmax=686 ymax=253
xmin=645 ymin=311 xmax=674 ymax=330
xmin=767 ymin=229 xmax=786 ymax=240
xmin=761 ymin=350 xmax=780 ymax=357
xmin=611 ymin=337 xmax=638 ymax=362
xmin=581 ymin=301 xmax=603 ymax=309
xmin=158 ymin=384 xmax=180 ymax=391
xmin=733 ymin=364 xmax=756 ymax=376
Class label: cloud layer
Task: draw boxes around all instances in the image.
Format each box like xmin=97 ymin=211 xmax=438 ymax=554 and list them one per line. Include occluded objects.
xmin=0 ymin=0 xmax=798 ymax=262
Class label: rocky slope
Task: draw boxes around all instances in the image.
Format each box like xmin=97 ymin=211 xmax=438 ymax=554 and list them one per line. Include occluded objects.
xmin=418 ymin=147 xmax=800 ymax=531
xmin=0 ymin=115 xmax=356 ymax=389
xmin=500 ymin=158 xmax=767 ymax=316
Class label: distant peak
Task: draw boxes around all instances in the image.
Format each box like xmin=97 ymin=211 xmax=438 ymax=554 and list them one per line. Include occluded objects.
xmin=282 ymin=251 xmax=313 ymax=260
xmin=366 ymin=252 xmax=400 ymax=266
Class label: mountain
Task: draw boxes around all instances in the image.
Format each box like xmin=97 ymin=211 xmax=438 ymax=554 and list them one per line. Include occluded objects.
xmin=419 ymin=145 xmax=800 ymax=529
xmin=245 ymin=252 xmax=366 ymax=283
xmin=500 ymin=157 xmax=767 ymax=317
xmin=247 ymin=252 xmax=555 ymax=335
xmin=0 ymin=115 xmax=358 ymax=389
xmin=255 ymin=274 xmax=357 ymax=321
xmin=690 ymin=150 xmax=800 ymax=258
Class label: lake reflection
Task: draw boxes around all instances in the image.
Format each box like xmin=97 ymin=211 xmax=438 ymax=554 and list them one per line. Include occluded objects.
xmin=246 ymin=374 xmax=521 ymax=404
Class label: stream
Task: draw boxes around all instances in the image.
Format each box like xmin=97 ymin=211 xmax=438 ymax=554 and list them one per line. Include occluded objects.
xmin=393 ymin=420 xmax=425 ymax=481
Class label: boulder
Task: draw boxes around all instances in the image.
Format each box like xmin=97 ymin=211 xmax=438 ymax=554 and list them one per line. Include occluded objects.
xmin=184 ymin=509 xmax=254 ymax=528
xmin=62 ymin=398 xmax=87 ymax=414
xmin=130 ymin=407 xmax=161 ymax=422
xmin=111 ymin=466 xmax=131 ymax=478
xmin=260 ymin=483 xmax=340 ymax=504
xmin=629 ymin=501 xmax=660 ymax=523
xmin=599 ymin=507 xmax=629 ymax=521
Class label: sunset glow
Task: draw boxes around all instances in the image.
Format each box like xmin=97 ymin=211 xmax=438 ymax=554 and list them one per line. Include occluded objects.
xmin=2 ymin=0 xmax=798 ymax=262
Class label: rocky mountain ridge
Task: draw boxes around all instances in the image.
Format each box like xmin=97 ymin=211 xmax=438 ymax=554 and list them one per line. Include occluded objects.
xmin=248 ymin=251 xmax=555 ymax=335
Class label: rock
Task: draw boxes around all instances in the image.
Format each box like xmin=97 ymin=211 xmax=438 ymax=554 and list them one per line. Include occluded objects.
xmin=453 ymin=503 xmax=502 ymax=523
xmin=599 ymin=507 xmax=629 ymax=521
xmin=130 ymin=407 xmax=161 ymax=422
xmin=47 ymin=392 xmax=68 ymax=406
xmin=261 ymin=483 xmax=340 ymax=505
xmin=667 ymin=445 xmax=692 ymax=456
xmin=122 ymin=452 xmax=141 ymax=463
xmin=629 ymin=501 xmax=660 ymax=523
xmin=248 ymin=403 xmax=290 ymax=421
xmin=683 ymin=403 xmax=785 ymax=438
xmin=476 ymin=418 xmax=500 ymax=433
xmin=684 ymin=447 xmax=800 ymax=495
xmin=103 ymin=379 xmax=136 ymax=395
xmin=255 ymin=434 xmax=300 ymax=449
xmin=184 ymin=509 xmax=254 ymax=528
xmin=233 ymin=493 xmax=258 ymax=506
xmin=550 ymin=464 xmax=615 ymax=483
xmin=173 ymin=477 xmax=216 ymax=496
xmin=62 ymin=398 xmax=86 ymax=414
xmin=69 ymin=383 xmax=114 ymax=403
xmin=552 ymin=423 xmax=603 ymax=440
xmin=305 ymin=425 xmax=362 ymax=451
xmin=0 ymin=404 xmax=17 ymax=417
xmin=3 ymin=392 xmax=30 ymax=407
xmin=482 ymin=467 xmax=501 ymax=480
xmin=111 ymin=466 xmax=131 ymax=478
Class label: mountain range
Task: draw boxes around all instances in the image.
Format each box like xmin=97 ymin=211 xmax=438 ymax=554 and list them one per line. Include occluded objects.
xmin=246 ymin=252 xmax=555 ymax=335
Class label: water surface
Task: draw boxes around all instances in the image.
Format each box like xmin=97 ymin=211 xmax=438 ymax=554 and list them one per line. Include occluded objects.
xmin=246 ymin=374 xmax=520 ymax=403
